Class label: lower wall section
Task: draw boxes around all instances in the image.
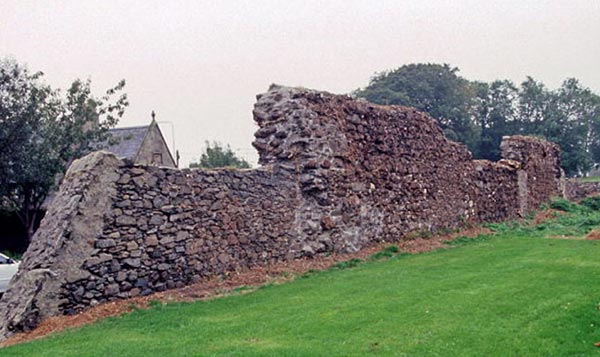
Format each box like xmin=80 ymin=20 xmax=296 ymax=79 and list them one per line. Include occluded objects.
xmin=0 ymin=85 xmax=563 ymax=341
xmin=63 ymin=165 xmax=301 ymax=313
xmin=0 ymin=152 xmax=120 ymax=337
xmin=564 ymin=180 xmax=600 ymax=201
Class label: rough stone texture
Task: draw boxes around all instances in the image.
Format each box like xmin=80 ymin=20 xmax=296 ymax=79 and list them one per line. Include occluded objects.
xmin=0 ymin=152 xmax=121 ymax=339
xmin=564 ymin=179 xmax=600 ymax=201
xmin=500 ymin=135 xmax=562 ymax=211
xmin=0 ymin=85 xmax=563 ymax=341
xmin=59 ymin=164 xmax=300 ymax=314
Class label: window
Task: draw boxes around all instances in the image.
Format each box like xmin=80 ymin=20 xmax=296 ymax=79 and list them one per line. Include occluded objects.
xmin=152 ymin=153 xmax=163 ymax=165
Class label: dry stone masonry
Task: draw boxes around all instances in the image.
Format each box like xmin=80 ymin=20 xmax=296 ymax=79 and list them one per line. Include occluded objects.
xmin=0 ymin=85 xmax=563 ymax=340
xmin=564 ymin=180 xmax=600 ymax=201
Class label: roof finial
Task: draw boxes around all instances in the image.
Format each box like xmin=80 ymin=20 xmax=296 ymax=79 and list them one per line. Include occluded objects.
xmin=151 ymin=110 xmax=156 ymax=122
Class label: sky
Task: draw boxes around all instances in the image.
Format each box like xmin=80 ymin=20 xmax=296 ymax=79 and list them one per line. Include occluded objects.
xmin=1 ymin=0 xmax=599 ymax=166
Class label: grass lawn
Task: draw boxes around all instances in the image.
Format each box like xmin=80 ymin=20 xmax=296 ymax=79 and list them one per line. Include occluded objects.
xmin=580 ymin=176 xmax=600 ymax=183
xmin=4 ymin=200 xmax=600 ymax=356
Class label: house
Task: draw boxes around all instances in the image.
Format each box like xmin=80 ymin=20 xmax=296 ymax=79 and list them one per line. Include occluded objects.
xmin=1 ymin=116 xmax=179 ymax=254
xmin=105 ymin=117 xmax=178 ymax=168
xmin=41 ymin=117 xmax=177 ymax=210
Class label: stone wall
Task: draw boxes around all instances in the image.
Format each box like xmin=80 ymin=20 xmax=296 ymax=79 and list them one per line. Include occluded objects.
xmin=500 ymin=136 xmax=562 ymax=211
xmin=0 ymin=85 xmax=563 ymax=340
xmin=62 ymin=165 xmax=301 ymax=314
xmin=564 ymin=180 xmax=600 ymax=201
xmin=0 ymin=152 xmax=120 ymax=336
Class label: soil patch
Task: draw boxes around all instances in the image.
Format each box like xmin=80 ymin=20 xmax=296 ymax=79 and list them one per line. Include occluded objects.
xmin=531 ymin=209 xmax=562 ymax=225
xmin=586 ymin=230 xmax=600 ymax=240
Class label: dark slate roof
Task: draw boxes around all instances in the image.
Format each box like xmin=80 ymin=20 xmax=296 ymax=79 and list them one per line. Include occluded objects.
xmin=104 ymin=125 xmax=150 ymax=160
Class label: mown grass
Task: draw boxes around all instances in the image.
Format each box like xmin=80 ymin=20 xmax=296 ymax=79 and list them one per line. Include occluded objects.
xmin=580 ymin=176 xmax=600 ymax=183
xmin=5 ymin=201 xmax=600 ymax=356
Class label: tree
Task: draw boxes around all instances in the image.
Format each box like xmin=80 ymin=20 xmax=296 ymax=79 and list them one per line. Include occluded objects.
xmin=471 ymin=80 xmax=519 ymax=160
xmin=546 ymin=79 xmax=600 ymax=175
xmin=189 ymin=141 xmax=251 ymax=169
xmin=0 ymin=58 xmax=128 ymax=241
xmin=516 ymin=77 xmax=549 ymax=134
xmin=354 ymin=63 xmax=479 ymax=152
xmin=356 ymin=63 xmax=600 ymax=176
xmin=515 ymin=77 xmax=600 ymax=175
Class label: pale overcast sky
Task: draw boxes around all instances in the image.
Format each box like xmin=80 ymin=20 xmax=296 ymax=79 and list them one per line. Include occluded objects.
xmin=1 ymin=0 xmax=599 ymax=166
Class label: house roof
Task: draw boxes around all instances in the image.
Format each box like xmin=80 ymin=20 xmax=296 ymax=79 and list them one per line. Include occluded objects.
xmin=105 ymin=125 xmax=150 ymax=160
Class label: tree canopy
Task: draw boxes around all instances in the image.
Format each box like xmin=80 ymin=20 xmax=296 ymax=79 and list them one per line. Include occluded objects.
xmin=355 ymin=63 xmax=600 ymax=176
xmin=355 ymin=64 xmax=479 ymax=151
xmin=189 ymin=141 xmax=251 ymax=169
xmin=0 ymin=58 xmax=128 ymax=240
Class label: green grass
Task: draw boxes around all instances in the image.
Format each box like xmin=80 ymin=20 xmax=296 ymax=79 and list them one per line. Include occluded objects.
xmin=580 ymin=176 xmax=600 ymax=183
xmin=368 ymin=245 xmax=403 ymax=261
xmin=5 ymin=204 xmax=600 ymax=356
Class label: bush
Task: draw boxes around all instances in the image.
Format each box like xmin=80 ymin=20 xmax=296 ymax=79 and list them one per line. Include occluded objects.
xmin=580 ymin=196 xmax=600 ymax=211
xmin=550 ymin=198 xmax=580 ymax=213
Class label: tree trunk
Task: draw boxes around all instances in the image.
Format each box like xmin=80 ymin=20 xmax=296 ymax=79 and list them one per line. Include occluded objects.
xmin=25 ymin=222 xmax=35 ymax=244
xmin=18 ymin=208 xmax=33 ymax=245
xmin=15 ymin=185 xmax=42 ymax=244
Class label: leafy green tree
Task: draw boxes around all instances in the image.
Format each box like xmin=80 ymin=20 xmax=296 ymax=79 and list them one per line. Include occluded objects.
xmin=516 ymin=77 xmax=549 ymax=134
xmin=189 ymin=141 xmax=251 ymax=169
xmin=515 ymin=77 xmax=600 ymax=175
xmin=548 ymin=79 xmax=600 ymax=175
xmin=356 ymin=63 xmax=600 ymax=176
xmin=471 ymin=80 xmax=519 ymax=160
xmin=0 ymin=58 xmax=127 ymax=241
xmin=355 ymin=63 xmax=479 ymax=152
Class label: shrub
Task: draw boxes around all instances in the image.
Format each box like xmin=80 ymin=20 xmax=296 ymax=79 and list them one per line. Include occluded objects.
xmin=580 ymin=196 xmax=600 ymax=211
xmin=550 ymin=198 xmax=580 ymax=213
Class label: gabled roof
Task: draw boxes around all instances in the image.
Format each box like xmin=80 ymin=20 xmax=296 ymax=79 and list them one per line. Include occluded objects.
xmin=105 ymin=125 xmax=150 ymax=160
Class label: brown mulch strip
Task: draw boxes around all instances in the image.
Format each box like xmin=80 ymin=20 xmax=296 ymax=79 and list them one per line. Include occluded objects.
xmin=586 ymin=230 xmax=600 ymax=240
xmin=1 ymin=225 xmax=493 ymax=348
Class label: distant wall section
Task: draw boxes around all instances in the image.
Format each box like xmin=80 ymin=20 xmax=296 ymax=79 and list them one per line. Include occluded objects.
xmin=564 ymin=180 xmax=600 ymax=201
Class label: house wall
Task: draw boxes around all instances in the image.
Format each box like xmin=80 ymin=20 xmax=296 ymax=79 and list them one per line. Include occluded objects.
xmin=0 ymin=85 xmax=562 ymax=340
xmin=135 ymin=124 xmax=177 ymax=167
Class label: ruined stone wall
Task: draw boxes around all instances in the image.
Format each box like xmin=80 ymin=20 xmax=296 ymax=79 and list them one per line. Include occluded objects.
xmin=0 ymin=152 xmax=121 ymax=336
xmin=251 ymin=86 xmax=561 ymax=248
xmin=62 ymin=165 xmax=301 ymax=314
xmin=253 ymin=88 xmax=481 ymax=252
xmin=564 ymin=180 xmax=600 ymax=201
xmin=470 ymin=160 xmax=521 ymax=221
xmin=500 ymin=136 xmax=562 ymax=211
xmin=0 ymin=85 xmax=562 ymax=340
